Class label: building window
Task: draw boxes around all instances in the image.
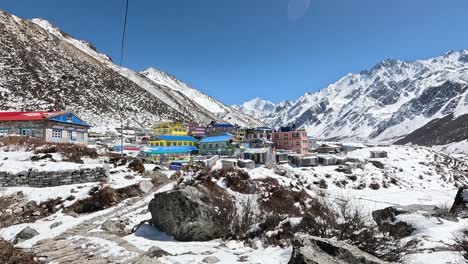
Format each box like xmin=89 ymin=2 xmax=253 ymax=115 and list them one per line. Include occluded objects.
xmin=66 ymin=114 xmax=72 ymax=122
xmin=0 ymin=128 xmax=8 ymax=137
xmin=51 ymin=129 xmax=62 ymax=139
xmin=67 ymin=130 xmax=72 ymax=140
xmin=20 ymin=128 xmax=35 ymax=137
xmin=178 ymin=142 xmax=182 ymax=146
xmin=183 ymin=142 xmax=187 ymax=146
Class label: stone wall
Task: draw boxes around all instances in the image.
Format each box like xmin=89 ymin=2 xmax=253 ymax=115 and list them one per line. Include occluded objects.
xmin=0 ymin=166 xmax=109 ymax=187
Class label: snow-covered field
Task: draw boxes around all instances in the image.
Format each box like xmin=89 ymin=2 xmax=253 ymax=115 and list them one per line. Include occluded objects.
xmin=0 ymin=145 xmax=467 ymax=263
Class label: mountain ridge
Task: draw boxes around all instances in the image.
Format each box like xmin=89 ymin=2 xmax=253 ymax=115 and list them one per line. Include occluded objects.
xmin=236 ymin=50 xmax=468 ymax=143
xmin=0 ymin=9 xmax=260 ymax=133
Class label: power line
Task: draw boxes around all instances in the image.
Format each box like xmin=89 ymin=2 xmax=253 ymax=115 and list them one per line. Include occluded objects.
xmin=118 ymin=0 xmax=130 ymax=156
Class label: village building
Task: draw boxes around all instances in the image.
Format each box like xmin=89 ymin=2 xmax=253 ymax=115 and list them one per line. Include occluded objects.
xmin=233 ymin=126 xmax=249 ymax=142
xmin=238 ymin=159 xmax=255 ymax=169
xmin=199 ymin=133 xmax=238 ymax=156
xmin=370 ymin=150 xmax=388 ymax=158
xmin=245 ymin=127 xmax=273 ymax=142
xmin=317 ymin=155 xmax=337 ymax=166
xmin=272 ymin=127 xmax=308 ymax=154
xmin=0 ymin=111 xmax=91 ymax=144
xmin=308 ymin=137 xmax=318 ymax=151
xmin=152 ymin=121 xmax=188 ymax=136
xmin=242 ymin=147 xmax=275 ymax=164
xmin=316 ymin=143 xmax=343 ymax=154
xmin=149 ymin=135 xmax=198 ymax=147
xmin=140 ymin=145 xmax=197 ymax=163
xmin=291 ymin=155 xmax=319 ymax=167
xmin=206 ymin=122 xmax=235 ymax=136
xmin=188 ymin=122 xmax=206 ymax=140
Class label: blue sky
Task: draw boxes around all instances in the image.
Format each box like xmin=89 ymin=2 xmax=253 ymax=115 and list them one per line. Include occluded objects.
xmin=3 ymin=0 xmax=468 ymax=105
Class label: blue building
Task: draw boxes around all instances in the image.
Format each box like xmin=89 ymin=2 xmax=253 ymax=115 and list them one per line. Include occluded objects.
xmin=0 ymin=111 xmax=91 ymax=144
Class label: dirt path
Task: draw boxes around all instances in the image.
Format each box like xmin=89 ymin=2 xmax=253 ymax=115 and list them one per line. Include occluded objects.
xmin=32 ymin=188 xmax=163 ymax=264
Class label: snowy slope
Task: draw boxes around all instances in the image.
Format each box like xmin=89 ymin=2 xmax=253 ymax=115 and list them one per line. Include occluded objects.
xmin=0 ymin=9 xmax=260 ymax=133
xmin=141 ymin=68 xmax=263 ymax=127
xmin=232 ymin=97 xmax=276 ymax=120
xmin=239 ymin=51 xmax=468 ymax=143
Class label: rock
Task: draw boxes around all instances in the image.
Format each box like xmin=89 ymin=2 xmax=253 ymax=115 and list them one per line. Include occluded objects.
xmin=148 ymin=185 xmax=231 ymax=241
xmin=289 ymin=233 xmax=389 ymax=264
xmin=146 ymin=246 xmax=172 ymax=258
xmin=5 ymin=208 xmax=13 ymax=214
xmin=101 ymin=219 xmax=127 ymax=235
xmin=450 ymin=187 xmax=468 ymax=217
xmin=138 ymin=180 xmax=153 ymax=193
xmin=128 ymin=159 xmax=145 ymax=173
xmin=49 ymin=221 xmax=62 ymax=229
xmin=32 ymin=211 xmax=41 ymax=216
xmin=372 ymin=206 xmax=415 ymax=238
xmin=13 ymin=208 xmax=23 ymax=214
xmin=369 ymin=160 xmax=385 ymax=169
xmin=275 ymin=167 xmax=288 ymax=176
xmin=202 ymin=256 xmax=220 ymax=263
xmin=124 ymin=175 xmax=135 ymax=180
xmin=13 ymin=226 xmax=39 ymax=244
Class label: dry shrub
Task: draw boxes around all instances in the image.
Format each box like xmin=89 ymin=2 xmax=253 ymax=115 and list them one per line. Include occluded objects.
xmin=65 ymin=184 xmax=143 ymax=214
xmin=0 ymin=136 xmax=98 ymax=163
xmin=297 ymin=197 xmax=402 ymax=262
xmin=0 ymin=239 xmax=43 ymax=264
xmin=128 ymin=159 xmax=145 ymax=173
xmin=66 ymin=185 xmax=117 ymax=214
xmin=453 ymin=230 xmax=468 ymax=261
xmin=258 ymin=184 xmax=309 ymax=216
xmin=179 ymin=164 xmax=256 ymax=194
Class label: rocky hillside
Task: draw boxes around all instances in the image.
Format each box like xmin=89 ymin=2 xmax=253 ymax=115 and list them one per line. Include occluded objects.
xmin=0 ymin=10 xmax=259 ymax=132
xmin=238 ymin=51 xmax=468 ymax=143
xmin=141 ymin=68 xmax=262 ymax=127
xmin=396 ymin=113 xmax=468 ymax=154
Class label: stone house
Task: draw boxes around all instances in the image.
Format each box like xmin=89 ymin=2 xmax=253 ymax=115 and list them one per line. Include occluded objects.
xmin=0 ymin=111 xmax=91 ymax=144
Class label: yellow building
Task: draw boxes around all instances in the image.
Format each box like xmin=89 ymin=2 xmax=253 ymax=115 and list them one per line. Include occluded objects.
xmin=152 ymin=122 xmax=188 ymax=136
xmin=149 ymin=135 xmax=198 ymax=147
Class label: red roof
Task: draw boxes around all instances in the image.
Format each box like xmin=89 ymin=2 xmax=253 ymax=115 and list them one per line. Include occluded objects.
xmin=0 ymin=111 xmax=66 ymax=121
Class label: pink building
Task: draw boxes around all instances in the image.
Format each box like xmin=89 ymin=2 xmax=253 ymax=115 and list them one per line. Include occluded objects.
xmin=272 ymin=129 xmax=308 ymax=154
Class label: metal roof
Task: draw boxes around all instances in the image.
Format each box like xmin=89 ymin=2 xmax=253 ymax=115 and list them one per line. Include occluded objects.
xmin=0 ymin=111 xmax=66 ymax=121
xmin=142 ymin=146 xmax=198 ymax=154
xmin=200 ymin=134 xmax=234 ymax=143
xmin=155 ymin=135 xmax=199 ymax=142
xmin=243 ymin=147 xmax=271 ymax=154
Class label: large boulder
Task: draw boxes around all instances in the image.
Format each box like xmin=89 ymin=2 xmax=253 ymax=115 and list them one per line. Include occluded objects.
xmin=450 ymin=187 xmax=468 ymax=217
xmin=289 ymin=233 xmax=389 ymax=264
xmin=148 ymin=185 xmax=231 ymax=241
xmin=372 ymin=206 xmax=416 ymax=238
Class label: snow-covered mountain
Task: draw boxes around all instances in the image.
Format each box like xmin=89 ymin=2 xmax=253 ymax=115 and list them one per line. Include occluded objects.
xmin=241 ymin=51 xmax=468 ymax=142
xmin=232 ymin=98 xmax=276 ymax=120
xmin=0 ymin=10 xmax=260 ymax=132
xmin=141 ymin=68 xmax=262 ymax=127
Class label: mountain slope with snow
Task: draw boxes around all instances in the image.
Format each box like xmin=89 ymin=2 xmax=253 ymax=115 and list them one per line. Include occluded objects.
xmin=0 ymin=10 xmax=260 ymax=132
xmin=141 ymin=68 xmax=262 ymax=127
xmin=232 ymin=98 xmax=276 ymax=120
xmin=240 ymin=51 xmax=468 ymax=142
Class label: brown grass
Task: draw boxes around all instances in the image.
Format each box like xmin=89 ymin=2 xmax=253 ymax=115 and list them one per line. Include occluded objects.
xmin=0 ymin=239 xmax=43 ymax=264
xmin=0 ymin=136 xmax=98 ymax=163
xmin=65 ymin=184 xmax=144 ymax=214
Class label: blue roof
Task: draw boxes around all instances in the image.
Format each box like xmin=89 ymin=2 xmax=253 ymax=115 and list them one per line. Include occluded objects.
xmin=49 ymin=112 xmax=91 ymax=127
xmin=200 ymin=134 xmax=234 ymax=143
xmin=155 ymin=135 xmax=199 ymax=142
xmin=142 ymin=146 xmax=198 ymax=154
xmin=213 ymin=123 xmax=234 ymax=128
xmin=256 ymin=126 xmax=272 ymax=131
